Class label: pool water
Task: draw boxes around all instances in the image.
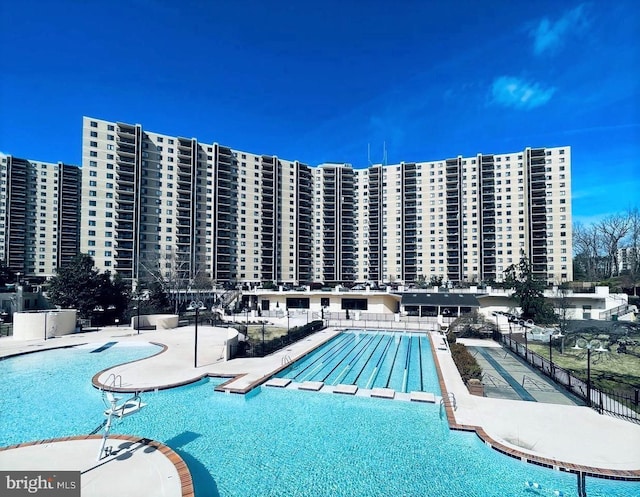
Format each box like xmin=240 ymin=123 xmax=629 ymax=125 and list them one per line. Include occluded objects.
xmin=1 ymin=344 xmax=638 ymax=497
xmin=0 ymin=344 xmax=162 ymax=444
xmin=276 ymin=330 xmax=441 ymax=394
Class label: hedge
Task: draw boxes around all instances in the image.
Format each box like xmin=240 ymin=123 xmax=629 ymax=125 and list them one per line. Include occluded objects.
xmin=449 ymin=343 xmax=482 ymax=384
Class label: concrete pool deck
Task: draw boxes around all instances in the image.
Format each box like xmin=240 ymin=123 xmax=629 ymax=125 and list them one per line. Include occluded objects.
xmin=434 ymin=338 xmax=640 ymax=478
xmin=1 ymin=324 xmax=639 ymax=495
xmin=0 ymin=435 xmax=191 ymax=497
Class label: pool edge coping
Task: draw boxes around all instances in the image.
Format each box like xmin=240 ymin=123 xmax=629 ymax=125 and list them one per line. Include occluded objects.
xmin=428 ymin=333 xmax=640 ymax=482
xmin=0 ymin=434 xmax=194 ymax=497
xmin=16 ymin=331 xmax=638 ymax=483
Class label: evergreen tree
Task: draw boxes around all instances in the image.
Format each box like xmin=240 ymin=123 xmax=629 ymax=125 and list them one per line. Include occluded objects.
xmin=505 ymin=255 xmax=556 ymax=324
xmin=46 ymin=254 xmax=129 ymax=322
xmin=0 ymin=262 xmax=15 ymax=287
xmin=146 ymin=281 xmax=172 ymax=313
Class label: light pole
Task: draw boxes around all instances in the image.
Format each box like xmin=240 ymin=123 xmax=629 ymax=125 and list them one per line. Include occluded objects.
xmin=93 ymin=305 xmax=104 ymax=328
xmin=107 ymin=304 xmax=116 ymax=325
xmin=135 ymin=292 xmax=141 ymax=334
xmin=0 ymin=312 xmax=5 ymax=336
xmin=548 ymin=331 xmax=565 ymax=372
xmin=572 ymin=338 xmax=608 ymax=407
xmin=188 ymin=300 xmax=206 ymax=368
xmin=520 ymin=319 xmax=533 ymax=361
xmin=261 ymin=321 xmax=265 ymax=355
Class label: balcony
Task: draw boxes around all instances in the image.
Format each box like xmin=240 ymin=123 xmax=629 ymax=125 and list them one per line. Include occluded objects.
xmin=116 ymin=155 xmax=135 ymax=165
xmin=116 ymin=125 xmax=136 ymax=138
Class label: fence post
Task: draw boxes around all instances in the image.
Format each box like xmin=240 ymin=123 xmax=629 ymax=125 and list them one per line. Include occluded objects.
xmin=635 ymin=389 xmax=639 ymax=406
xmin=598 ymin=390 xmax=603 ymax=414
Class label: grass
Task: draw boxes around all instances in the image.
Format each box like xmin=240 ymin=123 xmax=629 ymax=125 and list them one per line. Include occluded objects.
xmin=527 ymin=332 xmax=640 ymax=398
xmin=244 ymin=324 xmax=290 ymax=343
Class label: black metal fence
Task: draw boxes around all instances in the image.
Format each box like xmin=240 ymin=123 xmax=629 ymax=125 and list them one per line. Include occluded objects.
xmin=244 ymin=320 xmax=326 ymax=358
xmin=0 ymin=323 xmax=12 ymax=337
xmin=497 ymin=333 xmax=640 ymax=424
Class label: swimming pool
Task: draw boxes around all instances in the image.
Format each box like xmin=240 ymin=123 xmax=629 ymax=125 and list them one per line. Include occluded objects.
xmin=275 ymin=330 xmax=441 ymax=394
xmin=1 ymin=344 xmax=638 ymax=497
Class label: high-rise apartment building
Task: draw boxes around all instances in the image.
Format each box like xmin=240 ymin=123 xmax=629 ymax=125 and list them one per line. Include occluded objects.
xmin=618 ymin=247 xmax=638 ymax=274
xmin=82 ymin=116 xmax=572 ymax=287
xmin=313 ymin=164 xmax=356 ymax=282
xmin=0 ymin=153 xmax=81 ymax=277
xmin=354 ymin=148 xmax=573 ymax=284
xmin=81 ymin=117 xmax=314 ymax=288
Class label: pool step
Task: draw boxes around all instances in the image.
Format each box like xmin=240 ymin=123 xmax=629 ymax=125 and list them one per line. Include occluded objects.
xmin=334 ymin=384 xmax=358 ymax=395
xmin=276 ymin=379 xmax=437 ymax=402
xmin=299 ymin=381 xmax=324 ymax=391
xmin=264 ymin=378 xmax=292 ymax=388
xmin=409 ymin=392 xmax=436 ymax=403
xmin=371 ymin=388 xmax=395 ymax=399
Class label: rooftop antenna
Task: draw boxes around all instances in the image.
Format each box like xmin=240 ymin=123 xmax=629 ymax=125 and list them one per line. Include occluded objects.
xmin=367 ymin=143 xmax=373 ymax=166
xmin=383 ymin=141 xmax=388 ymax=166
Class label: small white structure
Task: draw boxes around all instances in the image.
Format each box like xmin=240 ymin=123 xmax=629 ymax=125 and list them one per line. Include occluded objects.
xmin=131 ymin=314 xmax=179 ymax=330
xmin=13 ymin=309 xmax=77 ymax=340
xmin=479 ymin=286 xmax=635 ymax=322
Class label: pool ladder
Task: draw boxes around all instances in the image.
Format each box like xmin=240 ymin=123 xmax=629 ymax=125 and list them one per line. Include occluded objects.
xmin=440 ymin=392 xmax=457 ymax=411
xmin=103 ymin=373 xmax=122 ymax=390
xmin=282 ymin=355 xmax=292 ymax=366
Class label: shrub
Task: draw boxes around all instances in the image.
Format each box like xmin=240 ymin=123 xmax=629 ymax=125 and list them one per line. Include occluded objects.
xmin=449 ymin=343 xmax=482 ymax=384
xmin=446 ymin=330 xmax=457 ymax=344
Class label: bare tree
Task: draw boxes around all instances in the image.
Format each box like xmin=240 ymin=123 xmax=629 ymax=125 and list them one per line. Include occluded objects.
xmin=620 ymin=208 xmax=640 ymax=295
xmin=573 ymin=222 xmax=602 ymax=280
xmin=598 ymin=214 xmax=631 ymax=278
xmin=138 ymin=249 xmax=210 ymax=313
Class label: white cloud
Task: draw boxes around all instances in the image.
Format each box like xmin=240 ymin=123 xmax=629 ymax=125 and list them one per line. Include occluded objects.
xmin=490 ymin=76 xmax=556 ymax=110
xmin=530 ymin=4 xmax=590 ymax=56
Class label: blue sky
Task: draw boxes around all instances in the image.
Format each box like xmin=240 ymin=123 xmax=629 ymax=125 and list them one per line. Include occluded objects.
xmin=1 ymin=1 xmax=637 ymax=224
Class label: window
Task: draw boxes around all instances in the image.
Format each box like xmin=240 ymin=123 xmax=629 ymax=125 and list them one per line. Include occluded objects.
xmin=341 ymin=298 xmax=368 ymax=311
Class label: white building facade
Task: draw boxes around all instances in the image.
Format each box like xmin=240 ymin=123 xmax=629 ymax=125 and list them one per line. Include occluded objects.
xmin=0 ymin=153 xmax=81 ymax=277
xmin=81 ymin=116 xmax=572 ymax=288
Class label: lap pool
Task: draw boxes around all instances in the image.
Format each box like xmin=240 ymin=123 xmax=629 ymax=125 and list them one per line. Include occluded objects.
xmin=275 ymin=329 xmax=440 ymax=394
xmin=1 ymin=343 xmax=638 ymax=497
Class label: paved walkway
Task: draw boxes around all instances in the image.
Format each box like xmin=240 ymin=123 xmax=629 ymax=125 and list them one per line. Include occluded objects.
xmin=437 ymin=337 xmax=640 ymax=475
xmin=0 ymin=324 xmax=639 ymax=496
xmin=465 ymin=340 xmax=582 ymax=405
